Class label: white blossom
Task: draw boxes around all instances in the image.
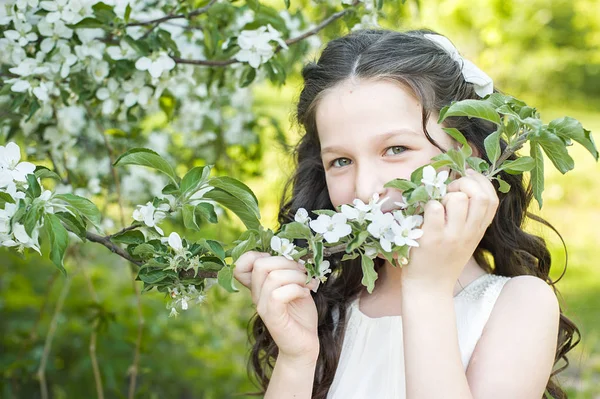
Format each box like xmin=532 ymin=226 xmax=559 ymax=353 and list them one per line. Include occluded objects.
xmin=309 ymin=213 xmax=352 ymax=244
xmin=132 ymin=201 xmax=170 ymax=235
xmin=74 ymin=29 xmax=105 ymax=60
xmin=421 ymin=165 xmax=449 ymax=199
xmin=168 ymin=231 xmax=184 ymax=253
xmin=0 ymin=202 xmax=19 ymax=234
xmin=135 ymin=52 xmax=176 ymax=79
xmin=294 ymin=208 xmax=310 ymax=224
xmin=90 ymin=60 xmax=109 ymax=83
xmin=38 ymin=18 xmax=73 ymax=53
xmin=270 ymin=236 xmax=299 ymax=261
xmin=391 ymin=212 xmax=424 ymax=247
xmin=366 ymin=210 xmax=397 ymax=252
xmin=107 ymin=40 xmax=136 ymax=60
xmin=122 ymin=73 xmax=153 ymax=108
xmin=0 ymin=142 xmax=36 ymax=184
xmin=0 ymin=38 xmax=27 ymax=65
xmin=2 ymin=223 xmax=41 ymax=254
xmin=3 ymin=20 xmax=37 ymax=46
xmin=234 ymin=24 xmax=288 ymax=68
xmin=96 ymin=78 xmax=121 ymax=115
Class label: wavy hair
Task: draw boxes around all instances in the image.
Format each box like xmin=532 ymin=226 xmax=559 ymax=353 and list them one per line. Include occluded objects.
xmin=245 ymin=28 xmax=579 ymax=398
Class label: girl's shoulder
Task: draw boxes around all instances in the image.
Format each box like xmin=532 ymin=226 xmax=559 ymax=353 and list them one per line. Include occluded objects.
xmin=493 ymin=275 xmax=559 ymax=315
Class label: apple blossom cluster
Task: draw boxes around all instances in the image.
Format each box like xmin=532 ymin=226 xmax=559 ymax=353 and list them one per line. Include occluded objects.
xmin=266 ymin=165 xmax=449 ymax=293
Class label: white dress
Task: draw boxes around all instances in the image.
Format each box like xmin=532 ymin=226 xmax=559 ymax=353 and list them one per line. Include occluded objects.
xmin=326 ymin=273 xmax=511 ymax=399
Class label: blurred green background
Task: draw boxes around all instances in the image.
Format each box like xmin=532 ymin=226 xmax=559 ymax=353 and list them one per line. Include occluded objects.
xmin=2 ymin=0 xmax=599 ymax=397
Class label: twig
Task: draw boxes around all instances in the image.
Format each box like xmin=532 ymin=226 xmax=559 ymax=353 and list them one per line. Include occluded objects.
xmin=85 ymin=231 xmax=142 ymax=266
xmin=127 ymin=264 xmax=144 ymax=399
xmin=37 ymin=272 xmax=74 ymax=399
xmin=173 ymin=1 xmax=360 ymax=66
xmin=126 ymin=0 xmax=218 ymax=27
xmin=81 ymin=266 xmax=105 ymax=399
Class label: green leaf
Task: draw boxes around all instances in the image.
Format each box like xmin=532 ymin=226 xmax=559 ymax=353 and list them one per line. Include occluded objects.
xmin=55 ymin=211 xmax=87 ymax=239
xmin=239 ymin=66 xmax=257 ymax=88
xmin=313 ymin=240 xmax=323 ymax=269
xmin=195 ymin=202 xmax=218 ymax=224
xmin=26 ymin=174 xmax=41 ymax=198
xmin=231 ymin=234 xmax=258 ymax=262
xmin=442 ymin=128 xmax=473 ymax=157
xmin=181 ymin=166 xmax=211 ymax=195
xmin=484 ymin=129 xmax=502 ymax=165
xmin=549 ymin=117 xmax=598 ymax=161
xmin=44 ymin=213 xmax=69 ymax=275
xmin=246 ymin=0 xmax=260 ymax=11
xmin=111 ymin=229 xmax=145 ymax=245
xmin=34 ymin=166 xmax=61 ymax=181
xmin=23 ymin=202 xmax=43 ymax=237
xmin=530 ymin=144 xmax=544 ymax=208
xmin=341 ymin=252 xmax=359 ymax=261
xmin=499 ymin=157 xmax=535 ymax=174
xmin=360 ymin=254 xmax=378 ymax=294
xmin=182 ymin=204 xmax=200 ymax=231
xmin=495 ymin=177 xmax=510 ymax=193
xmin=138 ymin=269 xmax=173 ymax=284
xmin=407 ymin=185 xmax=429 ymax=204
xmin=114 ymin=148 xmax=179 ymax=186
xmin=446 ymin=148 xmax=466 ymax=174
xmin=0 ymin=192 xmax=16 ymax=204
xmin=278 ymin=221 xmax=312 ymax=240
xmin=133 ymin=243 xmax=156 ymax=257
xmin=208 ymin=176 xmax=260 ymax=219
xmin=204 ymin=187 xmax=260 ymax=230
xmin=536 ymin=130 xmax=574 ymax=174
xmin=465 ymin=156 xmax=489 ymax=173
xmin=201 ymin=239 xmax=226 ymax=260
xmin=312 ymin=209 xmax=336 ymax=217
xmin=284 ymin=0 xmax=290 ymax=9
xmin=92 ymin=2 xmax=117 ymax=23
xmin=347 ymin=231 xmax=369 ymax=253
xmin=69 ymin=17 xmax=105 ymax=29
xmin=54 ymin=194 xmax=102 ymax=230
xmin=124 ymin=3 xmax=132 ymax=22
xmin=384 ymin=179 xmax=417 ymax=191
xmin=162 ymin=183 xmax=180 ymax=195
xmin=438 ymin=99 xmax=501 ymax=125
xmin=217 ymin=266 xmax=239 ymax=293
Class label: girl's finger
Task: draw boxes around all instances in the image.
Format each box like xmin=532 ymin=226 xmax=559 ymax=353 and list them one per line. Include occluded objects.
xmin=421 ymin=200 xmax=445 ymax=236
xmin=233 ymin=251 xmax=269 ymax=289
xmin=465 ymin=169 xmax=500 ymax=228
xmin=251 ymin=256 xmax=306 ymax=304
xmin=441 ymin=192 xmax=469 ymax=231
xmin=447 ymin=173 xmax=493 ymax=231
xmin=257 ymin=284 xmax=311 ymax=322
xmin=256 ymin=269 xmax=316 ymax=307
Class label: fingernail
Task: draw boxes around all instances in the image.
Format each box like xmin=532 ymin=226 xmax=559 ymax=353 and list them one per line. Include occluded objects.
xmin=297 ymin=263 xmax=306 ymax=271
xmin=466 ymin=169 xmax=476 ymax=175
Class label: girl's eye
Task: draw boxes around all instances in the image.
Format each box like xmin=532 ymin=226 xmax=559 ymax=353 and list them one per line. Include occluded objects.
xmin=384 ymin=146 xmax=407 ymax=155
xmin=330 ymin=158 xmax=352 ymax=168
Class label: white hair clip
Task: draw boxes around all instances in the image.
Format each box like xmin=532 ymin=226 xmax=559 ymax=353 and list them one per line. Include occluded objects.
xmin=423 ymin=33 xmax=494 ymax=98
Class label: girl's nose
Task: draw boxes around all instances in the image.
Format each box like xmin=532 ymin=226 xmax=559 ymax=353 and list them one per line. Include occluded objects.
xmin=353 ymin=163 xmax=387 ymax=204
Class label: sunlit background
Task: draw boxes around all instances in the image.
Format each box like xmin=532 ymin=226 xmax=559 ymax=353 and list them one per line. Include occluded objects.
xmin=2 ymin=0 xmax=599 ymax=397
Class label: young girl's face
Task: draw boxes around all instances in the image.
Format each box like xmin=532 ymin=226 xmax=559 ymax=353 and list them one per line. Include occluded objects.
xmin=316 ymin=78 xmax=455 ymax=211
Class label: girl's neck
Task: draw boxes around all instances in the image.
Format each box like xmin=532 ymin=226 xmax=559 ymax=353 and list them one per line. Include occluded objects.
xmin=373 ymin=256 xmax=488 ymax=297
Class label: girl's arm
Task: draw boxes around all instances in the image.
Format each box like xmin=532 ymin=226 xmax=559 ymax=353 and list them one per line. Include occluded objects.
xmin=401 ymin=275 xmax=560 ymax=399
xmin=265 ymin=354 xmax=318 ymax=399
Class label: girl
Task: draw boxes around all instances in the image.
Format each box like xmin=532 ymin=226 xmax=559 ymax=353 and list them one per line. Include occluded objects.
xmin=233 ymin=28 xmax=579 ymax=398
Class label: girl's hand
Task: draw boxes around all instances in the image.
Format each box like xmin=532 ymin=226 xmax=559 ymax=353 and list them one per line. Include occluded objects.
xmin=233 ymin=252 xmax=320 ymax=361
xmin=401 ymin=169 xmax=499 ymax=292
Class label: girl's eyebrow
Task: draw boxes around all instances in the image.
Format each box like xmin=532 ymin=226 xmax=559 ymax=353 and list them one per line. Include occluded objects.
xmin=320 ymin=129 xmax=420 ymax=155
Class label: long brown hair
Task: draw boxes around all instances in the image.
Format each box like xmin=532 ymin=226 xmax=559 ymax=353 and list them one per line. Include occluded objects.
xmin=246 ymin=28 xmax=579 ymax=398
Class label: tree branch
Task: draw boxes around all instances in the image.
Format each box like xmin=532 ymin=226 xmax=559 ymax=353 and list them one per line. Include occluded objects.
xmin=127 ymin=266 xmax=144 ymax=399
xmin=85 ymin=231 xmax=142 ymax=266
xmin=126 ymin=0 xmax=218 ymax=27
xmin=173 ymin=1 xmax=359 ymax=67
